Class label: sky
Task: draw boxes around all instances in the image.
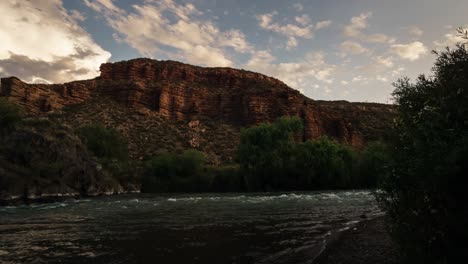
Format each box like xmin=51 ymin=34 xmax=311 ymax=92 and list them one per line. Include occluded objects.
xmin=0 ymin=0 xmax=467 ymax=103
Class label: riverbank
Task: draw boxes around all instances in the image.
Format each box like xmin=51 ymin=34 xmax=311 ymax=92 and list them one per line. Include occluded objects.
xmin=314 ymin=216 xmax=399 ymax=264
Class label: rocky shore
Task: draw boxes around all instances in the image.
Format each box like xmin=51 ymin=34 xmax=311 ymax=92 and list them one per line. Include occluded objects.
xmin=314 ymin=216 xmax=399 ymax=264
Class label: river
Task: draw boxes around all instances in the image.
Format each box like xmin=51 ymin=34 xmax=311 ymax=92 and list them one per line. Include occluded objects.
xmin=0 ymin=191 xmax=381 ymax=264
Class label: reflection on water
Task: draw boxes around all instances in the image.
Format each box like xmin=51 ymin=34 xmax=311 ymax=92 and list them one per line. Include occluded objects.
xmin=0 ymin=191 xmax=380 ymax=264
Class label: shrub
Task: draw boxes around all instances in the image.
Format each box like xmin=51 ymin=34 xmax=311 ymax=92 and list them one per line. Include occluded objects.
xmin=76 ymin=124 xmax=128 ymax=161
xmin=0 ymin=98 xmax=22 ymax=133
xmin=142 ymin=150 xmax=208 ymax=192
xmin=377 ymin=44 xmax=468 ymax=263
xmin=355 ymin=141 xmax=390 ymax=188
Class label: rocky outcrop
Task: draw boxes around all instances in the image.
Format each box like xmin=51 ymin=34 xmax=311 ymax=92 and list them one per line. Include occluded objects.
xmin=0 ymin=58 xmax=396 ymax=147
xmin=0 ymin=119 xmax=127 ymax=202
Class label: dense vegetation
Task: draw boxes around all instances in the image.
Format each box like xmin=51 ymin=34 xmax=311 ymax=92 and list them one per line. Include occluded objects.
xmin=0 ymin=98 xmax=22 ymax=133
xmin=377 ymin=44 xmax=468 ymax=263
xmin=140 ymin=116 xmax=388 ymax=193
xmin=238 ymin=116 xmax=388 ymax=191
xmin=76 ymin=124 xmax=133 ymax=185
xmin=142 ymin=150 xmax=209 ymax=192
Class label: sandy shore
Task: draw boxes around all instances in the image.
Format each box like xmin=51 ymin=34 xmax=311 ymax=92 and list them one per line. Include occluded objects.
xmin=314 ymin=217 xmax=400 ymax=264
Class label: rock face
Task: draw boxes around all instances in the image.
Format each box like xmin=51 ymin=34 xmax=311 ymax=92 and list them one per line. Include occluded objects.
xmin=0 ymin=58 xmax=395 ymax=146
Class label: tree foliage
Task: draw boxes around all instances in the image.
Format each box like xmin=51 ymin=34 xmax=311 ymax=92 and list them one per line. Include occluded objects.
xmin=0 ymin=98 xmax=22 ymax=133
xmin=142 ymin=150 xmax=209 ymax=192
xmin=377 ymin=44 xmax=468 ymax=263
xmin=76 ymin=124 xmax=128 ymax=161
xmin=237 ymin=116 xmax=385 ymax=191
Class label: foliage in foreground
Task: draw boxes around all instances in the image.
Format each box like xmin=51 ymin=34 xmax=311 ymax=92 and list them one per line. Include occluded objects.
xmin=377 ymin=44 xmax=468 ymax=263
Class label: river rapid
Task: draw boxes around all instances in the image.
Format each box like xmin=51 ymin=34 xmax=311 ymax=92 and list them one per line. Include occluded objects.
xmin=0 ymin=191 xmax=381 ymax=264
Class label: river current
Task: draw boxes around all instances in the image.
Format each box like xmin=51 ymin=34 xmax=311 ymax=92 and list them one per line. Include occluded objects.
xmin=0 ymin=191 xmax=380 ymax=264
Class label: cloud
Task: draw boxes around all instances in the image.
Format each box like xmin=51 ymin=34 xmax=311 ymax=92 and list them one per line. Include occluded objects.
xmin=293 ymin=3 xmax=304 ymax=12
xmin=340 ymin=41 xmax=369 ymax=55
xmin=257 ymin=12 xmax=330 ymax=40
xmin=316 ymin=20 xmax=332 ymax=30
xmin=343 ymin=12 xmax=394 ymax=43
xmin=433 ymin=27 xmax=468 ymax=48
xmin=0 ymin=0 xmax=110 ymax=83
xmin=407 ymin=26 xmax=423 ymax=37
xmin=85 ymin=0 xmax=253 ymax=67
xmin=344 ymin=12 xmax=372 ymax=37
xmin=245 ymin=51 xmax=336 ymax=91
xmin=391 ymin=41 xmax=428 ymax=61
xmin=295 ymin=15 xmax=311 ymax=26
xmin=286 ymin=37 xmax=298 ymax=50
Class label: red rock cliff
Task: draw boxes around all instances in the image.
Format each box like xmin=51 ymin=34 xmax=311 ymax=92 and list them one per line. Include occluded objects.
xmin=0 ymin=58 xmax=395 ymax=146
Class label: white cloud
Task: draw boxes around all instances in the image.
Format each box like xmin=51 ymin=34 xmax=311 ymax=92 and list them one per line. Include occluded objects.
xmin=352 ymin=75 xmax=367 ymax=82
xmin=295 ymin=15 xmax=311 ymax=26
xmin=315 ymin=20 xmax=332 ymax=30
xmin=343 ymin=12 xmax=394 ymax=44
xmin=376 ymin=75 xmax=389 ymax=82
xmin=391 ymin=41 xmax=428 ymax=61
xmin=257 ymin=12 xmax=330 ymax=40
xmin=87 ymin=0 xmax=253 ymax=67
xmin=433 ymin=27 xmax=468 ymax=48
xmin=293 ymin=3 xmax=304 ymax=12
xmin=364 ymin=33 xmax=395 ymax=43
xmin=286 ymin=37 xmax=298 ymax=50
xmin=354 ymin=56 xmax=395 ymax=78
xmin=257 ymin=12 xmax=314 ymax=39
xmin=375 ymin=56 xmax=394 ymax=68
xmin=340 ymin=41 xmax=369 ymax=55
xmin=407 ymin=26 xmax=423 ymax=37
xmin=0 ymin=0 xmax=111 ymax=83
xmin=344 ymin=12 xmax=372 ymax=37
xmin=245 ymin=51 xmax=336 ymax=91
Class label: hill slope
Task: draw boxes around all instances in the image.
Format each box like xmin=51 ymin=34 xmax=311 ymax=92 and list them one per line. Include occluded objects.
xmin=0 ymin=58 xmax=395 ymax=151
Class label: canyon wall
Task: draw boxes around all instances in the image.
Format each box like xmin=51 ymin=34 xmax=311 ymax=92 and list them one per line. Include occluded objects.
xmin=0 ymin=58 xmax=395 ymax=146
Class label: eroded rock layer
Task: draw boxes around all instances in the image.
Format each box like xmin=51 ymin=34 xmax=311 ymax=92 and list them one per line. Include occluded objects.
xmin=0 ymin=58 xmax=395 ymax=146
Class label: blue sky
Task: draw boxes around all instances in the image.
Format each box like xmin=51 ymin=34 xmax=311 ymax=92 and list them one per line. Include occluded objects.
xmin=1 ymin=0 xmax=467 ymax=103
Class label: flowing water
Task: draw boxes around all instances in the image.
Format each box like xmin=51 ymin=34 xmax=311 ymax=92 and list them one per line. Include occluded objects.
xmin=0 ymin=191 xmax=381 ymax=264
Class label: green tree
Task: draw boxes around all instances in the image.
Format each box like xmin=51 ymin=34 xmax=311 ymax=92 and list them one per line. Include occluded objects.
xmin=297 ymin=137 xmax=356 ymax=189
xmin=142 ymin=150 xmax=207 ymax=192
xmin=377 ymin=44 xmax=468 ymax=263
xmin=0 ymin=98 xmax=22 ymax=133
xmin=237 ymin=116 xmax=303 ymax=190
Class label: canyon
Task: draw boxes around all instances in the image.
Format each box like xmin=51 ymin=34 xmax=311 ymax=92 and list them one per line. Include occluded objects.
xmin=0 ymin=58 xmax=395 ymax=148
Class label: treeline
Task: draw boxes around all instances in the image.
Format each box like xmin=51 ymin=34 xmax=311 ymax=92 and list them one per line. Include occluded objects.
xmin=141 ymin=116 xmax=389 ymax=192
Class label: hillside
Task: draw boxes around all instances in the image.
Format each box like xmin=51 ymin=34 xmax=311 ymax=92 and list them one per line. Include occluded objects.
xmin=0 ymin=58 xmax=395 ymax=151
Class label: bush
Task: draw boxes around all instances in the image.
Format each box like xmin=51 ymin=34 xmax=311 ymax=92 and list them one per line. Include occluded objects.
xmin=142 ymin=150 xmax=209 ymax=192
xmin=76 ymin=124 xmax=128 ymax=161
xmin=355 ymin=141 xmax=390 ymax=188
xmin=377 ymin=44 xmax=468 ymax=263
xmin=0 ymin=98 xmax=22 ymax=133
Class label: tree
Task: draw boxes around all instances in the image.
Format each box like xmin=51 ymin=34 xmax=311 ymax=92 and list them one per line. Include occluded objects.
xmin=142 ymin=150 xmax=207 ymax=192
xmin=0 ymin=98 xmax=22 ymax=133
xmin=377 ymin=44 xmax=468 ymax=263
xmin=237 ymin=116 xmax=303 ymax=190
